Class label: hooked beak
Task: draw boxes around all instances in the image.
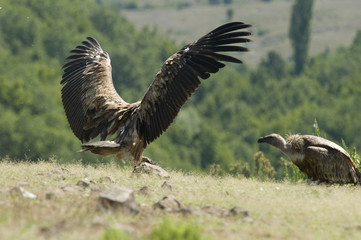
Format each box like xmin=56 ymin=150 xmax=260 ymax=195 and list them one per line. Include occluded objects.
xmin=257 ymin=136 xmax=266 ymax=143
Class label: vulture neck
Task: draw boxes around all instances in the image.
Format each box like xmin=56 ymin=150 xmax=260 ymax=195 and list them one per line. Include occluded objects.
xmin=276 ymin=135 xmax=305 ymax=162
xmin=273 ymin=136 xmax=289 ymax=155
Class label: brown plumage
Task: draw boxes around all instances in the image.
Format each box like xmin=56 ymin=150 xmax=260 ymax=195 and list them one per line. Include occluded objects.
xmin=61 ymin=22 xmax=251 ymax=165
xmin=258 ymin=134 xmax=361 ymax=184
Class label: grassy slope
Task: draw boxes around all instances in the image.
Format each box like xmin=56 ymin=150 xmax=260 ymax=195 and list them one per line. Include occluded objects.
xmin=1 ymin=160 xmax=361 ymax=239
xmin=121 ymin=0 xmax=361 ymax=66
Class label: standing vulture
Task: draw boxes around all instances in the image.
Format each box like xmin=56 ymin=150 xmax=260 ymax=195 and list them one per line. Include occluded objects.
xmin=61 ymin=22 xmax=251 ymax=165
xmin=258 ymin=133 xmax=361 ymax=184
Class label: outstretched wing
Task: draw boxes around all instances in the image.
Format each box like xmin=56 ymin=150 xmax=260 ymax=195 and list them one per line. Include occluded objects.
xmin=138 ymin=22 xmax=251 ymax=144
xmin=61 ymin=37 xmax=128 ymax=143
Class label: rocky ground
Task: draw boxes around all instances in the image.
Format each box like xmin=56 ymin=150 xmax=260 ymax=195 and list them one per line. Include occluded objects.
xmin=1 ymin=160 xmax=361 ymax=239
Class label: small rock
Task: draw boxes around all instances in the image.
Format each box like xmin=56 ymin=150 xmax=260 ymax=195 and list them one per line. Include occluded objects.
xmin=242 ymin=216 xmax=254 ymax=223
xmin=99 ymin=176 xmax=115 ymax=184
xmin=45 ymin=192 xmax=55 ymax=200
xmin=9 ymin=186 xmax=36 ymax=199
xmin=161 ymin=181 xmax=172 ymax=191
xmin=202 ymin=206 xmax=228 ymax=217
xmin=62 ymin=186 xmax=78 ymax=192
xmin=92 ymin=216 xmax=109 ymax=228
xmin=99 ymin=186 xmax=139 ymax=214
xmin=133 ymin=162 xmax=170 ymax=178
xmin=229 ymin=206 xmax=249 ymax=217
xmin=51 ymin=168 xmax=69 ymax=180
xmin=153 ymin=196 xmax=181 ymax=211
xmin=177 ymin=205 xmax=202 ymax=216
xmin=137 ymin=185 xmax=152 ymax=196
xmin=45 ymin=188 xmax=64 ymax=200
xmin=76 ymin=178 xmax=91 ymax=187
xmin=229 ymin=206 xmax=253 ymax=222
xmin=90 ymin=187 xmax=102 ymax=194
xmin=51 ymin=168 xmax=69 ymax=174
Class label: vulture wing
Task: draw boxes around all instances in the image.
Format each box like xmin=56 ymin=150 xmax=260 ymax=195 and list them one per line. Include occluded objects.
xmin=305 ymin=146 xmax=359 ymax=183
xmin=303 ymin=135 xmax=356 ymax=167
xmin=303 ymin=135 xmax=360 ymax=183
xmin=61 ymin=37 xmax=128 ymax=143
xmin=138 ymin=22 xmax=251 ymax=144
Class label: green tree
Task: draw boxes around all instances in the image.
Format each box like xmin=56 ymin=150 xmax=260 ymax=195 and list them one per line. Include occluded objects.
xmin=289 ymin=0 xmax=314 ymax=75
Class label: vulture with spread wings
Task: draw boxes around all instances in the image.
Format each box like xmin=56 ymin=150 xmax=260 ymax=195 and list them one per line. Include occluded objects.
xmin=61 ymin=22 xmax=251 ymax=165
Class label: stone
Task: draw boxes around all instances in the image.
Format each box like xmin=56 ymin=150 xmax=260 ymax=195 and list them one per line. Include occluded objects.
xmin=229 ymin=206 xmax=253 ymax=222
xmin=177 ymin=205 xmax=203 ymax=216
xmin=92 ymin=216 xmax=109 ymax=228
xmin=242 ymin=216 xmax=254 ymax=223
xmin=76 ymin=178 xmax=91 ymax=187
xmin=133 ymin=162 xmax=170 ymax=178
xmin=201 ymin=206 xmax=228 ymax=217
xmin=99 ymin=186 xmax=139 ymax=213
xmin=61 ymin=186 xmax=78 ymax=192
xmin=52 ymin=167 xmax=70 ymax=174
xmin=9 ymin=186 xmax=36 ymax=199
xmin=229 ymin=206 xmax=249 ymax=217
xmin=99 ymin=176 xmax=115 ymax=184
xmin=45 ymin=188 xmax=64 ymax=200
xmin=153 ymin=196 xmax=181 ymax=211
xmin=137 ymin=185 xmax=152 ymax=196
xmin=161 ymin=181 xmax=172 ymax=191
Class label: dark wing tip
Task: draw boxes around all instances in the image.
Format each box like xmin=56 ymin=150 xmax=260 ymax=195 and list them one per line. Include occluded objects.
xmin=86 ymin=37 xmax=101 ymax=48
xmin=139 ymin=21 xmax=252 ymax=144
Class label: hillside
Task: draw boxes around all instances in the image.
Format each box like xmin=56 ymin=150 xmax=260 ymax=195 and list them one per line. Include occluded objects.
xmin=1 ymin=160 xmax=361 ymax=240
xmin=120 ymin=0 xmax=361 ymax=66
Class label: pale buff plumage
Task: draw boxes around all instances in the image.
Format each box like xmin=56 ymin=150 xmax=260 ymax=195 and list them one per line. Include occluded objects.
xmin=258 ymin=133 xmax=361 ymax=184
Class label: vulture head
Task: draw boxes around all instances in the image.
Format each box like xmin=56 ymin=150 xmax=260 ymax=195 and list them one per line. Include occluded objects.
xmin=257 ymin=134 xmax=287 ymax=151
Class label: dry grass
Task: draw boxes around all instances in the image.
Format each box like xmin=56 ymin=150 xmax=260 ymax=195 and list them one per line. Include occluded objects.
xmin=121 ymin=0 xmax=361 ymax=66
xmin=1 ymin=159 xmax=361 ymax=239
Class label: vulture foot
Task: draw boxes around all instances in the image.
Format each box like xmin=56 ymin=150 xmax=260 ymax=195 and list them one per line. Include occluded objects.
xmin=141 ymin=156 xmax=160 ymax=166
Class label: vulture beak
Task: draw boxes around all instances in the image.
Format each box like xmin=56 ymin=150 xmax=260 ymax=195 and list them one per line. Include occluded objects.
xmin=257 ymin=136 xmax=266 ymax=143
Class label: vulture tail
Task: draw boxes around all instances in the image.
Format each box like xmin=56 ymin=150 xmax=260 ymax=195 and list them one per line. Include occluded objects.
xmin=79 ymin=141 xmax=121 ymax=156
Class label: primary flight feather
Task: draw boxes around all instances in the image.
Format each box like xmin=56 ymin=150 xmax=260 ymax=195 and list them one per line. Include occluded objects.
xmin=61 ymin=22 xmax=251 ymax=165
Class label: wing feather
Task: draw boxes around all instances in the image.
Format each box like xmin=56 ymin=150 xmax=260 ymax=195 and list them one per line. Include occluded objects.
xmin=139 ymin=22 xmax=251 ymax=144
xmin=61 ymin=37 xmax=128 ymax=143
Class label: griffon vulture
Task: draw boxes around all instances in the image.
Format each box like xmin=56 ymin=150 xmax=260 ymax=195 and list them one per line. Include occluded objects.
xmin=258 ymin=133 xmax=361 ymax=184
xmin=61 ymin=22 xmax=251 ymax=165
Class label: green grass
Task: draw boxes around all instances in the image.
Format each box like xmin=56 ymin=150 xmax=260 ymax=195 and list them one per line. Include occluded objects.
xmin=150 ymin=217 xmax=208 ymax=240
xmin=1 ymin=159 xmax=361 ymax=239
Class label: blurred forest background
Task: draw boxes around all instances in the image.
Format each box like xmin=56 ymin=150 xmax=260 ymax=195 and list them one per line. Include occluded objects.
xmin=1 ymin=0 xmax=361 ymax=179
